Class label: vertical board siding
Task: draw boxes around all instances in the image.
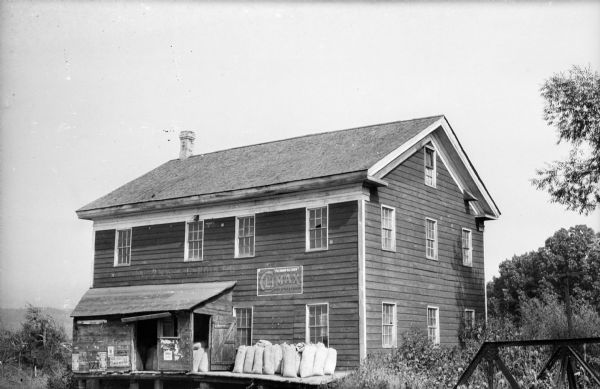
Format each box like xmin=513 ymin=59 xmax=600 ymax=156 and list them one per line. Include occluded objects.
xmin=91 ymin=201 xmax=360 ymax=369
xmin=365 ymin=148 xmax=485 ymax=351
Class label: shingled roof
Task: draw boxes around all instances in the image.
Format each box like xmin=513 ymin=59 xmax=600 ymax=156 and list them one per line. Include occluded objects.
xmin=78 ymin=115 xmax=443 ymax=213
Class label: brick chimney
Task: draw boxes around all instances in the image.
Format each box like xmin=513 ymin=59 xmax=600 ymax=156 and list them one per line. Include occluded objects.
xmin=179 ymin=131 xmax=195 ymax=160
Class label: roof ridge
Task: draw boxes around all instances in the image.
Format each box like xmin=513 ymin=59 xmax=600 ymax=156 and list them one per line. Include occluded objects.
xmin=177 ymin=114 xmax=444 ymax=161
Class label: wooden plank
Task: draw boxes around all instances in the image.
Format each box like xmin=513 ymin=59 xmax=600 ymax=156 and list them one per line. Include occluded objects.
xmin=566 ymin=346 xmax=600 ymax=385
xmin=493 ymin=351 xmax=520 ymax=389
xmin=122 ymin=312 xmax=171 ymax=323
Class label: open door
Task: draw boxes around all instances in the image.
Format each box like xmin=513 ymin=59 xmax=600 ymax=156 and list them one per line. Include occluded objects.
xmin=209 ymin=314 xmax=237 ymax=371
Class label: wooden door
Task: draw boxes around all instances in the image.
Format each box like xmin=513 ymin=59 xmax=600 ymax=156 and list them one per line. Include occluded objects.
xmin=209 ymin=315 xmax=237 ymax=371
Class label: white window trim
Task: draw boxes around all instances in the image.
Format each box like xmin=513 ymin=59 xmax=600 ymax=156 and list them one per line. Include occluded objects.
xmin=462 ymin=228 xmax=472 ymax=267
xmin=184 ymin=219 xmax=204 ymax=262
xmin=235 ymin=215 xmax=255 ymax=258
xmin=427 ymin=306 xmax=440 ymax=345
xmin=464 ymin=309 xmax=475 ymax=328
xmin=425 ymin=218 xmax=438 ymax=260
xmin=306 ymin=205 xmax=329 ymax=252
xmin=380 ymin=205 xmax=396 ymax=252
xmin=381 ymin=302 xmax=397 ymax=348
xmin=114 ymin=228 xmax=132 ymax=267
xmin=305 ymin=302 xmax=329 ymax=345
xmin=233 ymin=306 xmax=254 ymax=346
xmin=424 ymin=146 xmax=437 ymax=188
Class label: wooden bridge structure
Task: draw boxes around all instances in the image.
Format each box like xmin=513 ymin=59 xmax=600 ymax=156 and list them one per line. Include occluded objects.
xmin=454 ymin=337 xmax=600 ymax=389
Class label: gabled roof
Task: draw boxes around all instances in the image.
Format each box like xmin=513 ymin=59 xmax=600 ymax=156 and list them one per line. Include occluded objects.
xmin=77 ymin=115 xmax=500 ymax=219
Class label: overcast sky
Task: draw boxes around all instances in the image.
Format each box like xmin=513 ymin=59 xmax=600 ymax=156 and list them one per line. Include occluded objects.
xmin=1 ymin=1 xmax=599 ymax=310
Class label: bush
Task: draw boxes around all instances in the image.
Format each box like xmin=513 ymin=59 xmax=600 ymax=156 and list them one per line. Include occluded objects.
xmin=520 ymin=292 xmax=600 ymax=339
xmin=46 ymin=366 xmax=77 ymax=389
xmin=334 ymin=311 xmax=599 ymax=389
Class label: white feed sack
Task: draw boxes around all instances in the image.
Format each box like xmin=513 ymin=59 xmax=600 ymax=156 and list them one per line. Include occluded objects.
xmin=232 ymin=346 xmax=246 ymax=373
xmin=262 ymin=345 xmax=275 ymax=375
xmin=299 ymin=343 xmax=316 ymax=378
xmin=323 ymin=347 xmax=337 ymax=375
xmin=252 ymin=346 xmax=264 ymax=374
xmin=273 ymin=344 xmax=283 ymax=374
xmin=312 ymin=343 xmax=328 ymax=376
xmin=198 ymin=348 xmax=209 ymax=373
xmin=243 ymin=345 xmax=255 ymax=373
xmin=192 ymin=348 xmax=202 ymax=373
xmin=281 ymin=344 xmax=298 ymax=378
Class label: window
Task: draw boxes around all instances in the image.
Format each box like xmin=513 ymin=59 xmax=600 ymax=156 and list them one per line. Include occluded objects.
xmin=185 ymin=220 xmax=204 ymax=261
xmin=462 ymin=228 xmax=472 ymax=266
xmin=234 ymin=307 xmax=253 ymax=346
xmin=161 ymin=315 xmax=178 ymax=337
xmin=382 ymin=303 xmax=397 ymax=348
xmin=425 ymin=218 xmax=438 ymax=260
xmin=464 ymin=309 xmax=475 ymax=330
xmin=115 ymin=229 xmax=132 ymax=266
xmin=424 ymin=147 xmax=436 ymax=187
xmin=306 ymin=303 xmax=329 ymax=346
xmin=235 ymin=216 xmax=255 ymax=257
xmin=381 ymin=206 xmax=396 ymax=251
xmin=307 ymin=206 xmax=328 ymax=251
xmin=427 ymin=307 xmax=440 ymax=345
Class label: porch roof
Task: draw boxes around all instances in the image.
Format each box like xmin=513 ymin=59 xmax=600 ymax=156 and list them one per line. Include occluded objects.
xmin=71 ymin=281 xmax=236 ymax=318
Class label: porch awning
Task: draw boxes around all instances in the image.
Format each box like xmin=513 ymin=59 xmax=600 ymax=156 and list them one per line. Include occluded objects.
xmin=71 ymin=281 xmax=236 ymax=318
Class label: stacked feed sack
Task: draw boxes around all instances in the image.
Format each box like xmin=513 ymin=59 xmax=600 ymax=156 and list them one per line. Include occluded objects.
xmin=324 ymin=347 xmax=337 ymax=375
xmin=312 ymin=343 xmax=328 ymax=376
xmin=252 ymin=345 xmax=264 ymax=374
xmin=232 ymin=345 xmax=246 ymax=373
xmin=299 ymin=343 xmax=316 ymax=378
xmin=262 ymin=344 xmax=275 ymax=375
xmin=243 ymin=345 xmax=255 ymax=373
xmin=273 ymin=344 xmax=283 ymax=374
xmin=192 ymin=341 xmax=209 ymax=373
xmin=231 ymin=341 xmax=337 ymax=377
xmin=281 ymin=343 xmax=298 ymax=378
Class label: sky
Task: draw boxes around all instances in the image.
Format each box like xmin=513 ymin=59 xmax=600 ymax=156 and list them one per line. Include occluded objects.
xmin=0 ymin=1 xmax=599 ymax=310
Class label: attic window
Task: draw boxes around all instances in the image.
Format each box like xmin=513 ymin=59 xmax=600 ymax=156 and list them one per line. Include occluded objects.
xmin=424 ymin=147 xmax=436 ymax=187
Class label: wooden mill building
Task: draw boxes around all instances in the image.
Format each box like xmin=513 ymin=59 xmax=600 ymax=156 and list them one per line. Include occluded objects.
xmin=71 ymin=115 xmax=500 ymax=387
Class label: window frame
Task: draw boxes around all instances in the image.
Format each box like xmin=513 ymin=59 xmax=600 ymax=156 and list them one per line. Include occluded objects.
xmin=424 ymin=146 xmax=437 ymax=188
xmin=235 ymin=215 xmax=255 ymax=258
xmin=464 ymin=309 xmax=475 ymax=330
xmin=306 ymin=206 xmax=329 ymax=252
xmin=184 ymin=219 xmax=204 ymax=262
xmin=462 ymin=228 xmax=472 ymax=267
xmin=427 ymin=306 xmax=440 ymax=345
xmin=425 ymin=218 xmax=438 ymax=260
xmin=233 ymin=306 xmax=253 ymax=346
xmin=381 ymin=302 xmax=397 ymax=348
xmin=305 ymin=302 xmax=329 ymax=346
xmin=381 ymin=205 xmax=396 ymax=252
xmin=114 ymin=228 xmax=132 ymax=267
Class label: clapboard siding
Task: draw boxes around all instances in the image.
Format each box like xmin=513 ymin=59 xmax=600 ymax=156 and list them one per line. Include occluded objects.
xmin=92 ymin=201 xmax=359 ymax=369
xmin=365 ymin=147 xmax=485 ymax=351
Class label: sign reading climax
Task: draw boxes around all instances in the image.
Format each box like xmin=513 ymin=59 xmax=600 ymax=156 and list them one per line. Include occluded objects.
xmin=257 ymin=266 xmax=303 ymax=296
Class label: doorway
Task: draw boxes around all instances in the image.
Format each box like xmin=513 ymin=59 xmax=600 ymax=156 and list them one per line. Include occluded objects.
xmin=136 ymin=319 xmax=157 ymax=371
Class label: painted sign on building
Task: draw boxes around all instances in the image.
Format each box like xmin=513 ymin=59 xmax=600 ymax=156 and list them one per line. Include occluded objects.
xmin=257 ymin=266 xmax=303 ymax=296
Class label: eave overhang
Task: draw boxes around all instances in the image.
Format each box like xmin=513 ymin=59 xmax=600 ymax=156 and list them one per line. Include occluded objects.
xmin=77 ymin=171 xmax=387 ymax=221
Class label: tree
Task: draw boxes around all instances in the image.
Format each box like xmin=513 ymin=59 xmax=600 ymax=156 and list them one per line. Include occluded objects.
xmin=18 ymin=305 xmax=69 ymax=370
xmin=533 ymin=65 xmax=600 ymax=215
xmin=487 ymin=225 xmax=600 ymax=318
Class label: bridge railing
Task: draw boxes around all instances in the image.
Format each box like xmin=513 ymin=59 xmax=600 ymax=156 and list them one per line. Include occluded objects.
xmin=454 ymin=337 xmax=600 ymax=389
